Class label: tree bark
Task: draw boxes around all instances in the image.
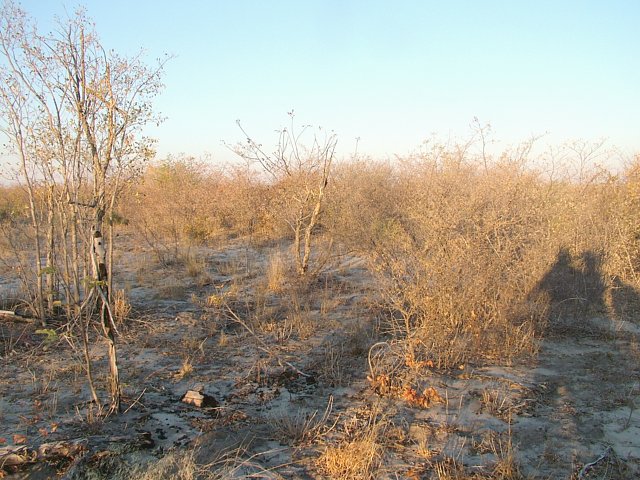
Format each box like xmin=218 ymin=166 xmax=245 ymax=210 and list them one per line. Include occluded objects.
xmin=92 ymin=230 xmax=120 ymax=413
xmin=46 ymin=186 xmax=55 ymax=316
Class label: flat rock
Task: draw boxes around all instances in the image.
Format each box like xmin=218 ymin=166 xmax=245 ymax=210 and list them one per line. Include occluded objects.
xmin=181 ymin=389 xmax=219 ymax=408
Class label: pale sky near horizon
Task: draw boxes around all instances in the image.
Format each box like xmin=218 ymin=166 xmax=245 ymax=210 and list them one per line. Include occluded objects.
xmin=7 ymin=0 xmax=640 ymax=167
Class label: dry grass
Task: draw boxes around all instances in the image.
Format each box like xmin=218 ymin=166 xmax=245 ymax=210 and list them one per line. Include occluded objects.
xmin=205 ymin=284 xmax=236 ymax=308
xmin=217 ymin=331 xmax=229 ymax=347
xmin=128 ymin=445 xmax=277 ymax=480
xmin=316 ymin=408 xmax=388 ymax=479
xmin=317 ymin=433 xmax=384 ymax=480
xmin=185 ymin=254 xmax=207 ymax=279
xmin=132 ymin=449 xmax=200 ymax=480
xmin=428 ymin=458 xmax=468 ymax=480
xmin=468 ymin=421 xmax=525 ymax=479
xmin=480 ymin=387 xmax=515 ymax=421
xmin=266 ymin=250 xmax=288 ymax=293
xmin=491 ymin=439 xmax=523 ymax=480
xmin=318 ymin=343 xmax=347 ymax=387
xmin=267 ymin=396 xmax=333 ymax=446
xmin=174 ymin=357 xmax=194 ymax=380
xmin=113 ymin=289 xmax=132 ymax=324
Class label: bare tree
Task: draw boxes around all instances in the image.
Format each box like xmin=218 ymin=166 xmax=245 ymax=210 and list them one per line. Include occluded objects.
xmin=0 ymin=0 xmax=166 ymax=413
xmin=233 ymin=112 xmax=337 ymax=275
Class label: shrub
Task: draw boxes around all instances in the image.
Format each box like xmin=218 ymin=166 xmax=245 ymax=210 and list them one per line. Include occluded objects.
xmin=333 ymin=141 xmax=638 ymax=371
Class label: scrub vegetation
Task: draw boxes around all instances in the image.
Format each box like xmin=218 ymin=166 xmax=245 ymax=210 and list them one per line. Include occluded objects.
xmin=1 ymin=1 xmax=640 ymax=479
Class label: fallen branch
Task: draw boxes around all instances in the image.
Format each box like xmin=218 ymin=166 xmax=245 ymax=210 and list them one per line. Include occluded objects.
xmin=0 ymin=445 xmax=30 ymax=469
xmin=0 ymin=309 xmax=35 ymax=323
xmin=1 ymin=432 xmax=153 ymax=475
xmin=60 ymin=432 xmax=153 ymax=479
xmin=577 ymin=446 xmax=613 ymax=479
xmin=0 ymin=439 xmax=87 ymax=470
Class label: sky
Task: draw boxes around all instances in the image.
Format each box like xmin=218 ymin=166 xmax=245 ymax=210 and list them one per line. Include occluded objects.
xmin=7 ymin=0 xmax=640 ymax=166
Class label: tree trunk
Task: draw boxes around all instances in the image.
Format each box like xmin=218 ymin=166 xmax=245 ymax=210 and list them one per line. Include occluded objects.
xmin=92 ymin=229 xmax=120 ymax=413
xmin=21 ymin=150 xmax=46 ymax=325
xmin=301 ymin=184 xmax=325 ymax=275
xmin=294 ymin=215 xmax=305 ymax=275
xmin=45 ymin=187 xmax=55 ymax=316
xmin=81 ymin=307 xmax=100 ymax=406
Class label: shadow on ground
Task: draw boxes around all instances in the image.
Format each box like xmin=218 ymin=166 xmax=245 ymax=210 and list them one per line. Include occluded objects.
xmin=516 ymin=248 xmax=640 ymax=478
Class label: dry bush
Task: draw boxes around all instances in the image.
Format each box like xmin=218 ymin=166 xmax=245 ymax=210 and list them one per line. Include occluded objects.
xmin=351 ymin=152 xmax=553 ymax=368
xmin=0 ymin=185 xmax=39 ymax=305
xmin=333 ymin=141 xmax=640 ymax=372
xmin=206 ymin=164 xmax=285 ymax=244
xmin=232 ymin=115 xmax=337 ymax=275
xmin=123 ymin=158 xmax=288 ymax=265
xmin=125 ymin=157 xmax=213 ymax=264
xmin=326 ymin=159 xmax=400 ymax=250
xmin=0 ymin=185 xmax=27 ymax=225
xmin=611 ymin=155 xmax=640 ymax=284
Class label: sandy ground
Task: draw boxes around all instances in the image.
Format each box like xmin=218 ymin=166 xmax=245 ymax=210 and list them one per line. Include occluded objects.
xmin=1 ymin=238 xmax=639 ymax=479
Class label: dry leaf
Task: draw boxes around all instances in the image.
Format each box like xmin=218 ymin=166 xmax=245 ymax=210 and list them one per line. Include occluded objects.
xmin=422 ymin=386 xmax=444 ymax=404
xmin=402 ymin=386 xmax=443 ymax=408
xmin=13 ymin=433 xmax=27 ymax=445
xmin=367 ymin=373 xmax=393 ymax=394
xmin=404 ymin=353 xmax=435 ymax=369
xmin=405 ymin=466 xmax=426 ymax=480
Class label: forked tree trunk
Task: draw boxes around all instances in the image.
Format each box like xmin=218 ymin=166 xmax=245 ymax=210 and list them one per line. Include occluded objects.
xmin=301 ymin=183 xmax=326 ymax=275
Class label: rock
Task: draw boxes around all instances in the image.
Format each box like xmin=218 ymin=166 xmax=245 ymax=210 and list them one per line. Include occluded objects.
xmin=181 ymin=389 xmax=219 ymax=408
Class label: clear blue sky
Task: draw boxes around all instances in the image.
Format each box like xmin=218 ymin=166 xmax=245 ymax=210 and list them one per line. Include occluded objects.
xmin=12 ymin=0 xmax=640 ymax=165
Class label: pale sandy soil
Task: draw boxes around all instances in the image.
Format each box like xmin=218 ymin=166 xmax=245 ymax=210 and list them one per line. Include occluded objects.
xmin=1 ymin=237 xmax=639 ymax=479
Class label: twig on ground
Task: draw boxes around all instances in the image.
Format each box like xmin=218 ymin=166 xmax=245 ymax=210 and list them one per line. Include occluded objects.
xmin=123 ymin=387 xmax=147 ymax=414
xmin=577 ymin=446 xmax=613 ymax=479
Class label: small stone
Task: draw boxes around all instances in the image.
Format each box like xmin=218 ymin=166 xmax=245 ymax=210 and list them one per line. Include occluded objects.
xmin=181 ymin=389 xmax=218 ymax=408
